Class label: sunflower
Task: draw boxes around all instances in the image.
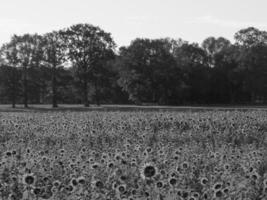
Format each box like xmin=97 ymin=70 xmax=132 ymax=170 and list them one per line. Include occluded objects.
xmin=214 ymin=190 xmax=223 ymax=198
xmin=140 ymin=163 xmax=158 ymax=179
xmin=23 ymin=173 xmax=36 ymax=185
xmin=169 ymin=178 xmax=177 ymax=186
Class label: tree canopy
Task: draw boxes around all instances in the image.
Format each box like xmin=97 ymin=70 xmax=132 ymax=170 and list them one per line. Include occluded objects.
xmin=1 ymin=25 xmax=267 ymax=107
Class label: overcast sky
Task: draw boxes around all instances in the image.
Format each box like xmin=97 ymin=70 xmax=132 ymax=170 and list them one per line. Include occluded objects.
xmin=0 ymin=0 xmax=266 ymax=47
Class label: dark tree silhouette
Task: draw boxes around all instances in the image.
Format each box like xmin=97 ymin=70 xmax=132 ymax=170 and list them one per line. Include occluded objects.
xmin=0 ymin=25 xmax=267 ymax=106
xmin=202 ymin=37 xmax=231 ymax=67
xmin=43 ymin=31 xmax=66 ymax=108
xmin=1 ymin=34 xmax=43 ymax=108
xmin=117 ymin=38 xmax=179 ymax=105
xmin=0 ymin=65 xmax=21 ymax=108
xmin=234 ymin=27 xmax=267 ymax=47
xmin=60 ymin=24 xmax=116 ymax=107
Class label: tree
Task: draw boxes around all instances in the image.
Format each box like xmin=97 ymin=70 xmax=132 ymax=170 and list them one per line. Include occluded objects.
xmin=174 ymin=43 xmax=210 ymax=103
xmin=0 ymin=34 xmax=43 ymax=108
xmin=234 ymin=27 xmax=267 ymax=47
xmin=237 ymin=44 xmax=267 ymax=102
xmin=0 ymin=65 xmax=21 ymax=108
xmin=43 ymin=31 xmax=66 ymax=108
xmin=201 ymin=37 xmax=237 ymax=104
xmin=117 ymin=38 xmax=179 ymax=104
xmin=211 ymin=44 xmax=242 ymax=103
xmin=235 ymin=27 xmax=267 ymax=103
xmin=202 ymin=37 xmax=231 ymax=67
xmin=60 ymin=24 xmax=116 ymax=107
xmin=89 ymin=58 xmax=115 ymax=106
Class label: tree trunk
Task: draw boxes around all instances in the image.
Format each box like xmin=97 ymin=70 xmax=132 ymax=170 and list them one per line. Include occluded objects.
xmin=152 ymin=89 xmax=156 ymax=103
xmin=229 ymin=85 xmax=235 ymax=104
xmin=23 ymin=66 xmax=28 ymax=108
xmin=10 ymin=83 xmax=16 ymax=108
xmin=11 ymin=94 xmax=16 ymax=108
xmin=251 ymin=91 xmax=256 ymax=104
xmin=83 ymin=79 xmax=89 ymax=107
xmin=52 ymin=65 xmax=58 ymax=108
xmin=95 ymin=78 xmax=100 ymax=106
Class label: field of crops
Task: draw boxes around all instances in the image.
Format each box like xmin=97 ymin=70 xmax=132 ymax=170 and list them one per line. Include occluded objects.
xmin=0 ymin=111 xmax=266 ymax=200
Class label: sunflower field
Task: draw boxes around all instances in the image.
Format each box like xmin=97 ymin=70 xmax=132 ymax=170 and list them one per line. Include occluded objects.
xmin=0 ymin=111 xmax=266 ymax=200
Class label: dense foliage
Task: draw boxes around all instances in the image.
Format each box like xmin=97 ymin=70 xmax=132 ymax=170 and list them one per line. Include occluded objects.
xmin=0 ymin=25 xmax=267 ymax=107
xmin=0 ymin=111 xmax=266 ymax=199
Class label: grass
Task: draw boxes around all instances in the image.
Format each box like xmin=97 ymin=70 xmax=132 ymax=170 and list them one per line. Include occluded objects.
xmin=0 ymin=104 xmax=267 ymax=112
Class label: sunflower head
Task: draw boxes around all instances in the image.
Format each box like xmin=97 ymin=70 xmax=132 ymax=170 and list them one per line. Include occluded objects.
xmin=140 ymin=163 xmax=158 ymax=179
xmin=23 ymin=173 xmax=35 ymax=185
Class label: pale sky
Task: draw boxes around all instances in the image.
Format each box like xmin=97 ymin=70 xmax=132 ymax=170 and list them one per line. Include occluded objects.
xmin=0 ymin=0 xmax=266 ymax=47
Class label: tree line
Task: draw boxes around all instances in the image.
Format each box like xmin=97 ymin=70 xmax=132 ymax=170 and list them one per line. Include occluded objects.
xmin=0 ymin=24 xmax=267 ymax=108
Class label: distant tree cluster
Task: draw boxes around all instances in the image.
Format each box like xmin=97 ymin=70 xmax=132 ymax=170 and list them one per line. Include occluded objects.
xmin=0 ymin=24 xmax=267 ymax=107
